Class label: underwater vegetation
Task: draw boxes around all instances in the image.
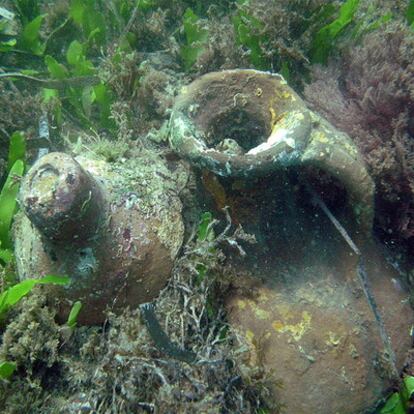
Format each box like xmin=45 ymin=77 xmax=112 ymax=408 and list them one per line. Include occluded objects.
xmin=1 ymin=208 xmax=277 ymax=413
xmin=305 ymin=19 xmax=414 ymax=256
xmin=0 ymin=131 xmax=25 ymax=282
xmin=1 ymin=0 xmax=414 ymax=413
xmin=0 ymin=131 xmax=71 ymax=381
xmin=380 ymin=376 xmax=414 ymax=414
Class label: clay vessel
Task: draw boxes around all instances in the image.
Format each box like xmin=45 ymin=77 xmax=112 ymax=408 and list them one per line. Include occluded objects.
xmin=14 ymin=152 xmax=184 ymax=325
xmin=169 ymin=69 xmax=414 ymax=414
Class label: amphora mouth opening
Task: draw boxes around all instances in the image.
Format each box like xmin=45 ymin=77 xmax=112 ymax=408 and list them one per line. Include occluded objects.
xmin=169 ymin=69 xmax=374 ymax=232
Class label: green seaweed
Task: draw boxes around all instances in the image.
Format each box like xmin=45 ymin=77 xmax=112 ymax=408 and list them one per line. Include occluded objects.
xmin=407 ymin=0 xmax=414 ymax=26
xmin=69 ymin=0 xmax=106 ymax=48
xmin=44 ymin=39 xmax=114 ymax=129
xmin=350 ymin=4 xmax=392 ymax=41
xmin=0 ymin=7 xmax=17 ymax=52
xmin=7 ymin=132 xmax=26 ymax=172
xmin=93 ymin=82 xmax=114 ymax=128
xmin=63 ymin=40 xmax=96 ymax=123
xmin=0 ymin=37 xmax=16 ymax=53
xmin=381 ymin=393 xmax=405 ymax=413
xmin=65 ymin=40 xmax=93 ymax=74
xmin=17 ymin=13 xmax=46 ymax=55
xmin=45 ymin=55 xmax=69 ymax=79
xmin=0 ymin=160 xmax=24 ymax=250
xmin=0 ymin=132 xmax=25 ymax=265
xmin=180 ymin=8 xmax=208 ymax=71
xmin=0 ymin=275 xmax=70 ymax=381
xmin=1 ymin=1 xmax=114 ymax=130
xmin=15 ymin=0 xmax=40 ymax=25
xmin=197 ymin=211 xmax=213 ymax=242
xmin=0 ymin=249 xmax=13 ymax=265
xmin=0 ymin=275 xmax=70 ymax=319
xmin=380 ymin=376 xmax=414 ymax=413
xmin=233 ymin=0 xmax=268 ymax=70
xmin=0 ymin=361 xmax=16 ymax=380
xmin=66 ymin=300 xmax=82 ymax=329
xmin=194 ymin=263 xmax=207 ymax=285
xmin=0 ymin=1 xmax=46 ymax=56
xmin=13 ymin=0 xmax=45 ymax=55
xmin=42 ymin=87 xmax=63 ymax=127
xmin=311 ymin=0 xmax=360 ymax=64
xmin=136 ymin=0 xmax=159 ymax=12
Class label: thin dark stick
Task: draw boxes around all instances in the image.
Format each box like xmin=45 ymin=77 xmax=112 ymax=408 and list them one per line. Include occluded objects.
xmin=307 ymin=183 xmax=399 ymax=379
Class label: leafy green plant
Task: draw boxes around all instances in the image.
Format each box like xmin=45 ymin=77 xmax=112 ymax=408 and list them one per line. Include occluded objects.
xmin=14 ymin=0 xmax=40 ymax=25
xmin=0 ymin=274 xmax=70 ymax=380
xmin=180 ymin=8 xmax=208 ymax=71
xmin=69 ymin=0 xmax=106 ymax=48
xmin=231 ymin=1 xmax=341 ymax=78
xmin=10 ymin=0 xmax=46 ymax=55
xmin=66 ymin=300 xmax=82 ymax=329
xmin=0 ymin=1 xmax=114 ymax=130
xmin=381 ymin=376 xmax=414 ymax=414
xmin=0 ymin=274 xmax=70 ymax=319
xmin=0 ymin=132 xmax=25 ymax=262
xmin=7 ymin=132 xmax=26 ymax=172
xmin=62 ymin=40 xmax=97 ymax=123
xmin=0 ymin=160 xmax=24 ymax=254
xmin=311 ymin=0 xmax=360 ymax=64
xmin=0 ymin=361 xmax=16 ymax=380
xmin=17 ymin=13 xmax=46 ymax=55
xmin=65 ymin=40 xmax=94 ymax=75
xmin=0 ymin=131 xmax=67 ymax=383
xmin=197 ymin=211 xmax=213 ymax=242
xmin=69 ymin=0 xmax=158 ymax=50
xmin=44 ymin=40 xmax=114 ymax=129
xmin=407 ymin=0 xmax=414 ymax=26
xmin=232 ymin=0 xmax=268 ymax=70
xmin=194 ymin=211 xmax=216 ymax=286
xmin=351 ymin=11 xmax=392 ymax=40
xmin=0 ymin=7 xmax=18 ymax=52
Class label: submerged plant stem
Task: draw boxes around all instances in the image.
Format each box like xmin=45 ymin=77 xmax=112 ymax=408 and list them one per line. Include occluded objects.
xmin=0 ymin=73 xmax=100 ymax=89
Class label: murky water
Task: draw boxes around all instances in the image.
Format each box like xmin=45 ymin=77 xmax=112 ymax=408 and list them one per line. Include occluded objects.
xmin=1 ymin=1 xmax=414 ymax=413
